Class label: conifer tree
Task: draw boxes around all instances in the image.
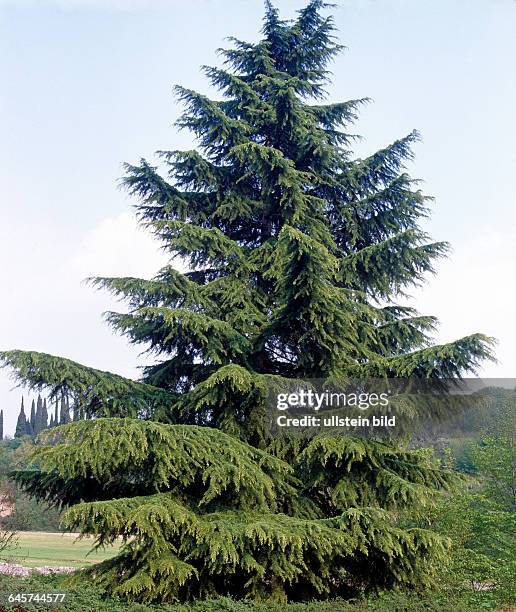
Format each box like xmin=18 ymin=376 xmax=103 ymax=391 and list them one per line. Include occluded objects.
xmin=34 ymin=396 xmax=43 ymax=435
xmin=29 ymin=398 xmax=36 ymax=436
xmin=59 ymin=397 xmax=65 ymax=425
xmin=1 ymin=1 xmax=494 ymax=603
xmin=55 ymin=398 xmax=60 ymax=426
xmin=34 ymin=399 xmax=41 ymax=435
xmin=59 ymin=395 xmax=71 ymax=424
xmin=42 ymin=398 xmax=49 ymax=431
xmin=14 ymin=398 xmax=28 ymax=438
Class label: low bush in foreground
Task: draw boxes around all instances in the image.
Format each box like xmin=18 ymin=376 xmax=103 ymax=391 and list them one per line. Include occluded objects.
xmin=0 ymin=574 xmax=510 ymax=612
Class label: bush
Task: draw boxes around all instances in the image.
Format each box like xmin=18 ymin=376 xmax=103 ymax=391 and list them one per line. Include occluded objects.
xmin=0 ymin=576 xmax=500 ymax=612
xmin=0 ymin=440 xmax=62 ymax=533
xmin=0 ymin=489 xmax=61 ymax=533
xmin=0 ymin=574 xmax=139 ymax=612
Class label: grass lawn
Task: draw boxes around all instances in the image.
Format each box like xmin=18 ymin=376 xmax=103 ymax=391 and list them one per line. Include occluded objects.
xmin=5 ymin=531 xmax=121 ymax=568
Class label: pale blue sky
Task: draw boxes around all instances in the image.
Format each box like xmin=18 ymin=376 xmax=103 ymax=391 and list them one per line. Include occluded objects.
xmin=1 ymin=0 xmax=515 ymax=435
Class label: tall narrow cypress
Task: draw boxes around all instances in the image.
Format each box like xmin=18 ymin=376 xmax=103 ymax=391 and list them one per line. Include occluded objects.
xmin=14 ymin=398 xmax=28 ymax=438
xmin=28 ymin=398 xmax=36 ymax=436
xmin=59 ymin=395 xmax=70 ymax=424
xmin=42 ymin=398 xmax=49 ymax=431
xmin=1 ymin=1 xmax=493 ymax=603
xmin=34 ymin=396 xmax=42 ymax=435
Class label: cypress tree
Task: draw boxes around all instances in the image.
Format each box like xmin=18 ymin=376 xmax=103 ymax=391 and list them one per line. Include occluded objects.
xmin=34 ymin=396 xmax=43 ymax=435
xmin=59 ymin=395 xmax=71 ymax=424
xmin=42 ymin=398 xmax=49 ymax=431
xmin=28 ymin=398 xmax=36 ymax=436
xmin=14 ymin=398 xmax=28 ymax=438
xmin=1 ymin=1 xmax=494 ymax=603
xmin=34 ymin=399 xmax=40 ymax=434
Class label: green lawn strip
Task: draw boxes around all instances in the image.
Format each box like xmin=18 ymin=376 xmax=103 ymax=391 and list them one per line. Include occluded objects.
xmin=7 ymin=531 xmax=120 ymax=568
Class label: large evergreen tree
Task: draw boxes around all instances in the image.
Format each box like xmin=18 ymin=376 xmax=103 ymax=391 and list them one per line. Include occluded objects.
xmin=1 ymin=1 xmax=493 ymax=603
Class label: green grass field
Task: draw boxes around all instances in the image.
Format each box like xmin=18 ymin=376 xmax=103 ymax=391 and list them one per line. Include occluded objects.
xmin=6 ymin=531 xmax=121 ymax=568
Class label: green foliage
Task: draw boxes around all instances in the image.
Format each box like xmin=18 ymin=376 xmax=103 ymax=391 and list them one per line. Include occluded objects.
xmin=14 ymin=398 xmax=29 ymax=439
xmin=0 ymin=439 xmax=62 ymax=533
xmin=422 ymin=416 xmax=516 ymax=610
xmin=0 ymin=574 xmax=129 ymax=612
xmin=296 ymin=437 xmax=454 ymax=511
xmin=1 ymin=351 xmax=176 ymax=421
xmin=0 ymin=487 xmax=62 ymax=532
xmin=0 ymin=0 xmax=496 ymax=605
xmin=433 ymin=492 xmax=515 ymax=608
xmin=29 ymin=399 xmax=36 ymax=436
xmin=11 ymin=393 xmax=70 ymax=440
xmin=13 ymin=421 xmax=453 ymax=602
xmin=16 ymin=419 xmax=296 ymax=511
xmin=472 ymin=434 xmax=515 ymax=511
xmin=0 ymin=575 xmax=495 ymax=612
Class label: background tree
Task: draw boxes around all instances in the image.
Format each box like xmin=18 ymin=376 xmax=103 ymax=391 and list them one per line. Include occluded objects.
xmin=0 ymin=513 xmax=17 ymax=562
xmin=14 ymin=399 xmax=28 ymax=439
xmin=33 ymin=396 xmax=42 ymax=436
xmin=48 ymin=405 xmax=56 ymax=429
xmin=431 ymin=420 xmax=516 ymax=607
xmin=42 ymin=398 xmax=48 ymax=432
xmin=12 ymin=395 xmax=50 ymax=439
xmin=1 ymin=1 xmax=494 ymax=603
xmin=28 ymin=399 xmax=36 ymax=437
xmin=0 ymin=438 xmax=62 ymax=534
xmin=59 ymin=395 xmax=71 ymax=425
xmin=470 ymin=389 xmax=516 ymax=512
